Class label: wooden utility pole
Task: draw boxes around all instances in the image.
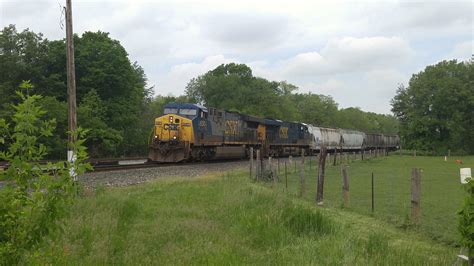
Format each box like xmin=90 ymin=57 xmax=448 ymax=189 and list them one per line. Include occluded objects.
xmin=66 ymin=0 xmax=77 ymax=178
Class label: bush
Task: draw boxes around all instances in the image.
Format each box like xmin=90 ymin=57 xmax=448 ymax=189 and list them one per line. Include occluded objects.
xmin=0 ymin=81 xmax=90 ymax=263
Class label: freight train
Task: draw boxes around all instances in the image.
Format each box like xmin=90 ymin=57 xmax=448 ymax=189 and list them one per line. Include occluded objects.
xmin=148 ymin=103 xmax=399 ymax=162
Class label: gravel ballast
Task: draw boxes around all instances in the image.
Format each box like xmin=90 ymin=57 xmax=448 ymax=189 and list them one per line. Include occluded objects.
xmin=78 ymin=160 xmax=251 ymax=187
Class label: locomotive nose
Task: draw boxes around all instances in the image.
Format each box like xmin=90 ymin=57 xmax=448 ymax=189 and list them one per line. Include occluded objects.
xmin=153 ymin=114 xmax=183 ymax=141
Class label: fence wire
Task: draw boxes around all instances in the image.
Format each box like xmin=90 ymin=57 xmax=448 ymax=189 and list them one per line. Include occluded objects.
xmin=253 ymin=152 xmax=468 ymax=245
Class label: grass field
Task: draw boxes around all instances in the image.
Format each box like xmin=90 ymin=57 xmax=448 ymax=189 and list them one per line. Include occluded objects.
xmin=267 ymin=154 xmax=473 ymax=245
xmin=29 ymin=167 xmax=459 ymax=264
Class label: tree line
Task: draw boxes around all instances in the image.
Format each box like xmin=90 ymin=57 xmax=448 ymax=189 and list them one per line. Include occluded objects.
xmin=0 ymin=25 xmax=400 ymax=159
xmin=3 ymin=25 xmax=469 ymax=157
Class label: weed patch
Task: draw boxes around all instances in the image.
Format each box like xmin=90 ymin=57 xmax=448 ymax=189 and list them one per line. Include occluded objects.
xmin=282 ymin=203 xmax=336 ymax=237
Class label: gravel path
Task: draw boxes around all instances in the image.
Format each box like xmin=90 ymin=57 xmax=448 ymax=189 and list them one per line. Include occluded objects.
xmin=78 ymin=160 xmax=251 ymax=187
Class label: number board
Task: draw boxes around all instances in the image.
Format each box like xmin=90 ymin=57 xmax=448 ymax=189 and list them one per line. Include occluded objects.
xmin=164 ymin=123 xmax=178 ymax=130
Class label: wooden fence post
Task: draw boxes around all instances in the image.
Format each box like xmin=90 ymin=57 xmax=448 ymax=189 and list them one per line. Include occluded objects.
xmin=299 ymin=149 xmax=305 ymax=197
xmin=256 ymin=149 xmax=260 ymax=181
xmin=342 ymin=165 xmax=349 ymax=207
xmin=294 ymin=158 xmax=297 ymax=173
xmin=411 ymin=168 xmax=421 ymax=224
xmin=289 ymin=155 xmax=293 ymax=173
xmin=269 ymin=157 xmax=276 ymax=186
xmin=277 ymin=157 xmax=280 ymax=175
xmin=333 ymin=148 xmax=338 ymax=166
xmin=268 ymin=156 xmax=272 ymax=173
xmin=316 ymin=146 xmax=327 ymax=205
xmin=309 ymin=155 xmax=312 ymax=171
xmin=274 ymin=157 xmax=279 ymax=182
xmin=249 ymin=147 xmax=254 ymax=179
xmin=371 ymin=172 xmax=375 ymax=213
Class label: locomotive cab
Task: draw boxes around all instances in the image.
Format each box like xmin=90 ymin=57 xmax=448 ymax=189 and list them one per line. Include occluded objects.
xmin=149 ymin=103 xmax=206 ymax=162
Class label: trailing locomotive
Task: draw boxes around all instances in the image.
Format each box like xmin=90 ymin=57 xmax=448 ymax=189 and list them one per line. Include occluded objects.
xmin=149 ymin=103 xmax=399 ymax=162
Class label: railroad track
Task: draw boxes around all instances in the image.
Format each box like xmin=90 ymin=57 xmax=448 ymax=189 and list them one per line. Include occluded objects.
xmin=0 ymin=157 xmax=250 ymax=173
xmin=92 ymin=158 xmax=252 ymax=172
xmin=0 ymin=158 xmax=152 ymax=172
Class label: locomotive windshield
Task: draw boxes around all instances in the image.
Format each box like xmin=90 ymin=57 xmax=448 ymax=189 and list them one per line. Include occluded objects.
xmin=179 ymin=109 xmax=197 ymax=116
xmin=164 ymin=108 xmax=178 ymax=114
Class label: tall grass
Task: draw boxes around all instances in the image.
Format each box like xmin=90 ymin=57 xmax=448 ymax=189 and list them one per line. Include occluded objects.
xmin=29 ymin=172 xmax=456 ymax=264
xmin=273 ymin=155 xmax=473 ymax=245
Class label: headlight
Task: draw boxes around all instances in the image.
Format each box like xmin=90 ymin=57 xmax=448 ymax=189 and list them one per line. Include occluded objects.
xmin=173 ymin=136 xmax=177 ymax=140
xmin=154 ymin=135 xmax=158 ymax=139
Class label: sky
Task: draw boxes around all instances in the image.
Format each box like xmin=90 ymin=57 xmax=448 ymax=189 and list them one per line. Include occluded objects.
xmin=1 ymin=0 xmax=472 ymax=114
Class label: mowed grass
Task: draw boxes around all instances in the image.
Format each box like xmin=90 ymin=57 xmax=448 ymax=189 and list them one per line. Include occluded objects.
xmin=275 ymin=154 xmax=473 ymax=245
xmin=30 ymin=171 xmax=457 ymax=265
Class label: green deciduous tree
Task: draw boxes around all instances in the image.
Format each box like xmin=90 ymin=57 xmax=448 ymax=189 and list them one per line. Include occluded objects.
xmin=0 ymin=25 xmax=152 ymax=157
xmin=392 ymin=59 xmax=474 ymax=154
xmin=78 ymin=89 xmax=123 ymax=157
xmin=186 ymin=63 xmax=299 ymax=119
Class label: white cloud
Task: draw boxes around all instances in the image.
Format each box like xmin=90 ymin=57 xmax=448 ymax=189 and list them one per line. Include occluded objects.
xmin=201 ymin=12 xmax=290 ymax=52
xmin=154 ymin=55 xmax=235 ymax=95
xmin=446 ymin=41 xmax=473 ymax=62
xmin=1 ymin=0 xmax=472 ymax=114
xmin=303 ymin=78 xmax=346 ymax=95
xmin=281 ymin=37 xmax=414 ymax=77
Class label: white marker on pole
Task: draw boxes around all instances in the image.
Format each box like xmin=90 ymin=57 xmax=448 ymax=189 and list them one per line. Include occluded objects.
xmin=68 ymin=150 xmax=77 ymax=181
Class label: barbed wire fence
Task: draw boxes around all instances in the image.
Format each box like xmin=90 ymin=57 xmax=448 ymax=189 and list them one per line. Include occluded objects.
xmin=251 ymin=149 xmax=463 ymax=245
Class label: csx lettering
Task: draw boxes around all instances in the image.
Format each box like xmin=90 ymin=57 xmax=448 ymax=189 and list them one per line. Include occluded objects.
xmin=225 ymin=120 xmax=239 ymax=135
xmin=279 ymin=127 xmax=288 ymax=138
xmin=164 ymin=124 xmax=178 ymax=130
